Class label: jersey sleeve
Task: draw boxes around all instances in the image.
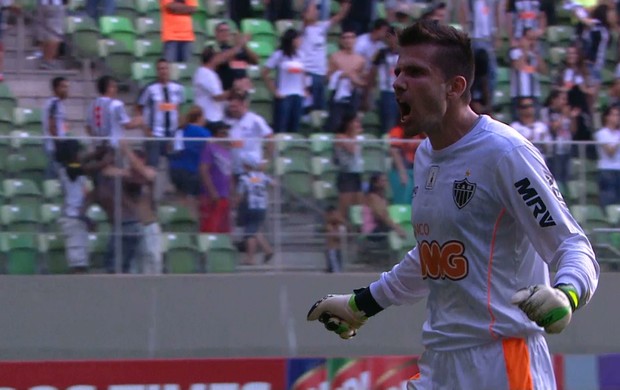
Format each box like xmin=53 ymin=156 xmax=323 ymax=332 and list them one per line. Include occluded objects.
xmin=369 ymin=246 xmax=430 ymax=308
xmin=254 ymin=114 xmax=274 ymax=137
xmin=494 ymin=144 xmax=599 ymax=309
xmin=113 ymin=101 xmax=131 ymax=125
xmin=264 ymin=50 xmax=282 ymax=70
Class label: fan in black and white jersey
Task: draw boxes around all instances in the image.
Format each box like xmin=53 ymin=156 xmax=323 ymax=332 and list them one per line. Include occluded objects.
xmin=86 ymin=76 xmax=144 ymax=149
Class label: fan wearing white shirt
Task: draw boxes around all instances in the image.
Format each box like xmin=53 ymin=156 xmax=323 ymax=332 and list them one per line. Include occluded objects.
xmin=511 ymin=97 xmax=552 ymax=157
xmin=354 ymin=18 xmax=389 ymax=69
xmin=594 ymin=105 xmax=620 ymax=208
xmin=193 ymin=37 xmax=252 ymax=125
xmin=300 ymin=0 xmax=351 ymax=111
xmin=261 ymin=28 xmax=305 ymax=133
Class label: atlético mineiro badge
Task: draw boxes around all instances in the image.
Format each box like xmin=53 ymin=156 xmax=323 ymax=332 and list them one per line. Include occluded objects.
xmin=453 ymin=178 xmax=476 ymax=209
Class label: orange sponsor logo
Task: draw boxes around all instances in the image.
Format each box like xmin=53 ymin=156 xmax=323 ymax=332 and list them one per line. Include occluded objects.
xmin=419 ymin=240 xmax=469 ymax=281
xmin=158 ymin=102 xmax=177 ymax=111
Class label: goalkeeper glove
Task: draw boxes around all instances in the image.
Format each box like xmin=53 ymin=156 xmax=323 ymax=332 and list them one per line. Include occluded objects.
xmin=511 ymin=284 xmax=579 ymax=334
xmin=307 ymin=288 xmax=383 ymax=339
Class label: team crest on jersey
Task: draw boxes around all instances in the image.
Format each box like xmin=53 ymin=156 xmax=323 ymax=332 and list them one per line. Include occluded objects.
xmin=453 ymin=178 xmax=476 ymax=209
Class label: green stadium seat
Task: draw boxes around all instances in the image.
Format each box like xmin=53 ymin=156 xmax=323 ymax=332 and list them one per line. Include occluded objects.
xmin=250 ymin=102 xmax=273 ymax=124
xmin=0 ymin=84 xmax=16 ymax=112
xmin=275 ymin=19 xmax=301 ymax=36
xmin=275 ymin=157 xmax=313 ymax=197
xmin=158 ymin=205 xmax=198 ymax=232
xmin=87 ymin=204 xmax=107 ymax=224
xmin=132 ymin=61 xmax=157 ymax=86
xmin=134 ymin=39 xmax=163 ymax=63
xmin=66 ymin=15 xmax=101 ymax=60
xmin=162 ymin=233 xmax=200 ymax=273
xmin=246 ymin=40 xmax=275 ymax=61
xmin=1 ymin=204 xmax=40 ymax=232
xmin=312 ymin=180 xmax=337 ymax=202
xmin=567 ymin=180 xmax=599 ymax=203
xmin=88 ymin=233 xmax=108 ymax=269
xmin=493 ymin=85 xmax=511 ymax=109
xmin=40 ymin=204 xmax=62 ymax=231
xmin=275 ymin=133 xmax=311 ymax=159
xmin=40 ymin=233 xmax=69 ymax=274
xmin=496 ymin=67 xmax=510 ymax=86
xmin=388 ymin=229 xmax=417 ymax=259
xmin=42 ymin=179 xmax=62 ymax=203
xmin=0 ymin=105 xmax=13 ymax=134
xmin=170 ymin=62 xmax=197 ymax=83
xmin=135 ymin=17 xmax=162 ymax=40
xmin=99 ymin=16 xmax=137 ymax=51
xmin=115 ymin=0 xmax=139 ymax=20
xmin=205 ymin=0 xmax=225 ymax=16
xmin=311 ymin=156 xmax=337 ymax=183
xmin=361 ymin=112 xmax=382 ymax=135
xmin=310 ymin=132 xmax=333 ymax=156
xmin=241 ymin=18 xmax=276 ymax=46
xmin=549 ymin=47 xmax=567 ymax=66
xmin=546 ymin=25 xmax=574 ymax=45
xmin=308 ymin=111 xmax=329 ymax=132
xmin=570 ymin=204 xmax=609 ymax=231
xmin=6 ymin=153 xmax=47 ymax=183
xmin=191 ymin=0 xmax=208 ymax=31
xmin=9 ymin=130 xmax=44 ymax=152
xmin=349 ymin=205 xmax=362 ymax=227
xmin=249 ymin=0 xmax=265 ymax=14
xmin=98 ymin=39 xmax=134 ymax=80
xmin=67 ymin=0 xmax=84 ymax=12
xmin=13 ymin=107 xmax=42 ymax=133
xmin=1 ymin=233 xmax=38 ymax=274
xmin=358 ymin=133 xmax=383 ymax=151
xmin=198 ymin=233 xmax=237 ymax=273
xmin=136 ymin=0 xmax=159 ymax=15
xmin=606 ymin=204 xmax=620 ymax=225
xmin=388 ymin=204 xmax=412 ymax=230
xmin=3 ymin=179 xmax=42 ymax=207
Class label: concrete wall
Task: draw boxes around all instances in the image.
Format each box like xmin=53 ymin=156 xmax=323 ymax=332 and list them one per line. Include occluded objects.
xmin=0 ymin=273 xmax=617 ymax=361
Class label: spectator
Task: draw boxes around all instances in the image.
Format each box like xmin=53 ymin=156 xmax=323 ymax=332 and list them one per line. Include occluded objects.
xmin=368 ymin=26 xmax=399 ymax=133
xmin=36 ymin=0 xmax=65 ymax=69
xmin=199 ymin=121 xmax=234 ymax=233
xmin=137 ymin=58 xmax=185 ymax=168
xmin=324 ymin=205 xmax=346 ymax=273
xmin=300 ymin=0 xmax=351 ymax=112
xmin=594 ymin=105 xmax=620 ymax=208
xmin=555 ymin=45 xmax=595 ymax=112
xmin=55 ymin=140 xmax=92 ymax=274
xmin=236 ymin=154 xmax=274 ymax=265
xmin=225 ymin=91 xmax=274 ymax=182
xmin=459 ymin=0 xmax=500 ymax=109
xmin=354 ymin=18 xmax=389 ymax=69
xmin=541 ymin=89 xmax=573 ymax=190
xmin=506 ymin=0 xmax=547 ymax=46
xmin=94 ymin=142 xmax=157 ymax=273
xmin=214 ymin=22 xmax=259 ymax=92
xmin=511 ymin=96 xmax=552 ymax=154
xmin=470 ymin=48 xmax=492 ymax=115
xmin=43 ymin=76 xmax=69 ymax=178
xmin=261 ymin=28 xmax=305 ymax=133
xmin=229 ymin=0 xmax=251 ymax=27
xmin=266 ymin=0 xmax=294 ymax=22
xmin=362 ymin=172 xmax=406 ymax=243
xmin=194 ymin=42 xmax=251 ymax=125
xmin=421 ymin=1 xmax=448 ymax=23
xmin=510 ymin=27 xmax=547 ymax=119
xmin=568 ymin=81 xmax=596 ymax=160
xmin=388 ymin=121 xmax=425 ymax=205
xmin=341 ymin=0 xmax=374 ymax=34
xmin=86 ymin=0 xmax=114 ymax=21
xmin=334 ymin=113 xmax=363 ymax=223
xmin=0 ymin=1 xmax=19 ymax=81
xmin=86 ymin=75 xmax=144 ymax=148
xmin=576 ymin=4 xmax=612 ymax=102
xmin=325 ymin=29 xmax=366 ymax=132
xmin=161 ymin=0 xmax=196 ymax=63
xmin=168 ymin=105 xmax=211 ymax=213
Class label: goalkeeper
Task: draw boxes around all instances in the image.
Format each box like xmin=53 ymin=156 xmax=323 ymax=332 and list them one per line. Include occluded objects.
xmin=308 ymin=20 xmax=599 ymax=390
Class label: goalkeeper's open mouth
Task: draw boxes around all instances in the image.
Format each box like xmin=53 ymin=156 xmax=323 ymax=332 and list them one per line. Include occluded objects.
xmin=398 ymin=100 xmax=412 ymax=124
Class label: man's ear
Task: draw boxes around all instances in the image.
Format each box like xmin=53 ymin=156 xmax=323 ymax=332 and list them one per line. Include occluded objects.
xmin=447 ymin=76 xmax=468 ymax=99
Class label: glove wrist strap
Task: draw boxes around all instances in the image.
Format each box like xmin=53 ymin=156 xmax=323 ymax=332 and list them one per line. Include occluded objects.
xmin=555 ymin=284 xmax=579 ymax=312
xmin=353 ymin=287 xmax=384 ymax=317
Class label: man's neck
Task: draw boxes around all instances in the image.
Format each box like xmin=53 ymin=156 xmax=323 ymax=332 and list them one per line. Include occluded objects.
xmin=521 ymin=117 xmax=536 ymax=126
xmin=427 ymin=106 xmax=480 ymax=150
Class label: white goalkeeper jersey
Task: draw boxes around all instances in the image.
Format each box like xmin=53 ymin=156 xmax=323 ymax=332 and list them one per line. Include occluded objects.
xmin=370 ymin=115 xmax=599 ymax=351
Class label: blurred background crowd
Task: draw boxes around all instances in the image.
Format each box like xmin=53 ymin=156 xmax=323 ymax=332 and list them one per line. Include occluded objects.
xmin=1 ymin=0 xmax=620 ymax=275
